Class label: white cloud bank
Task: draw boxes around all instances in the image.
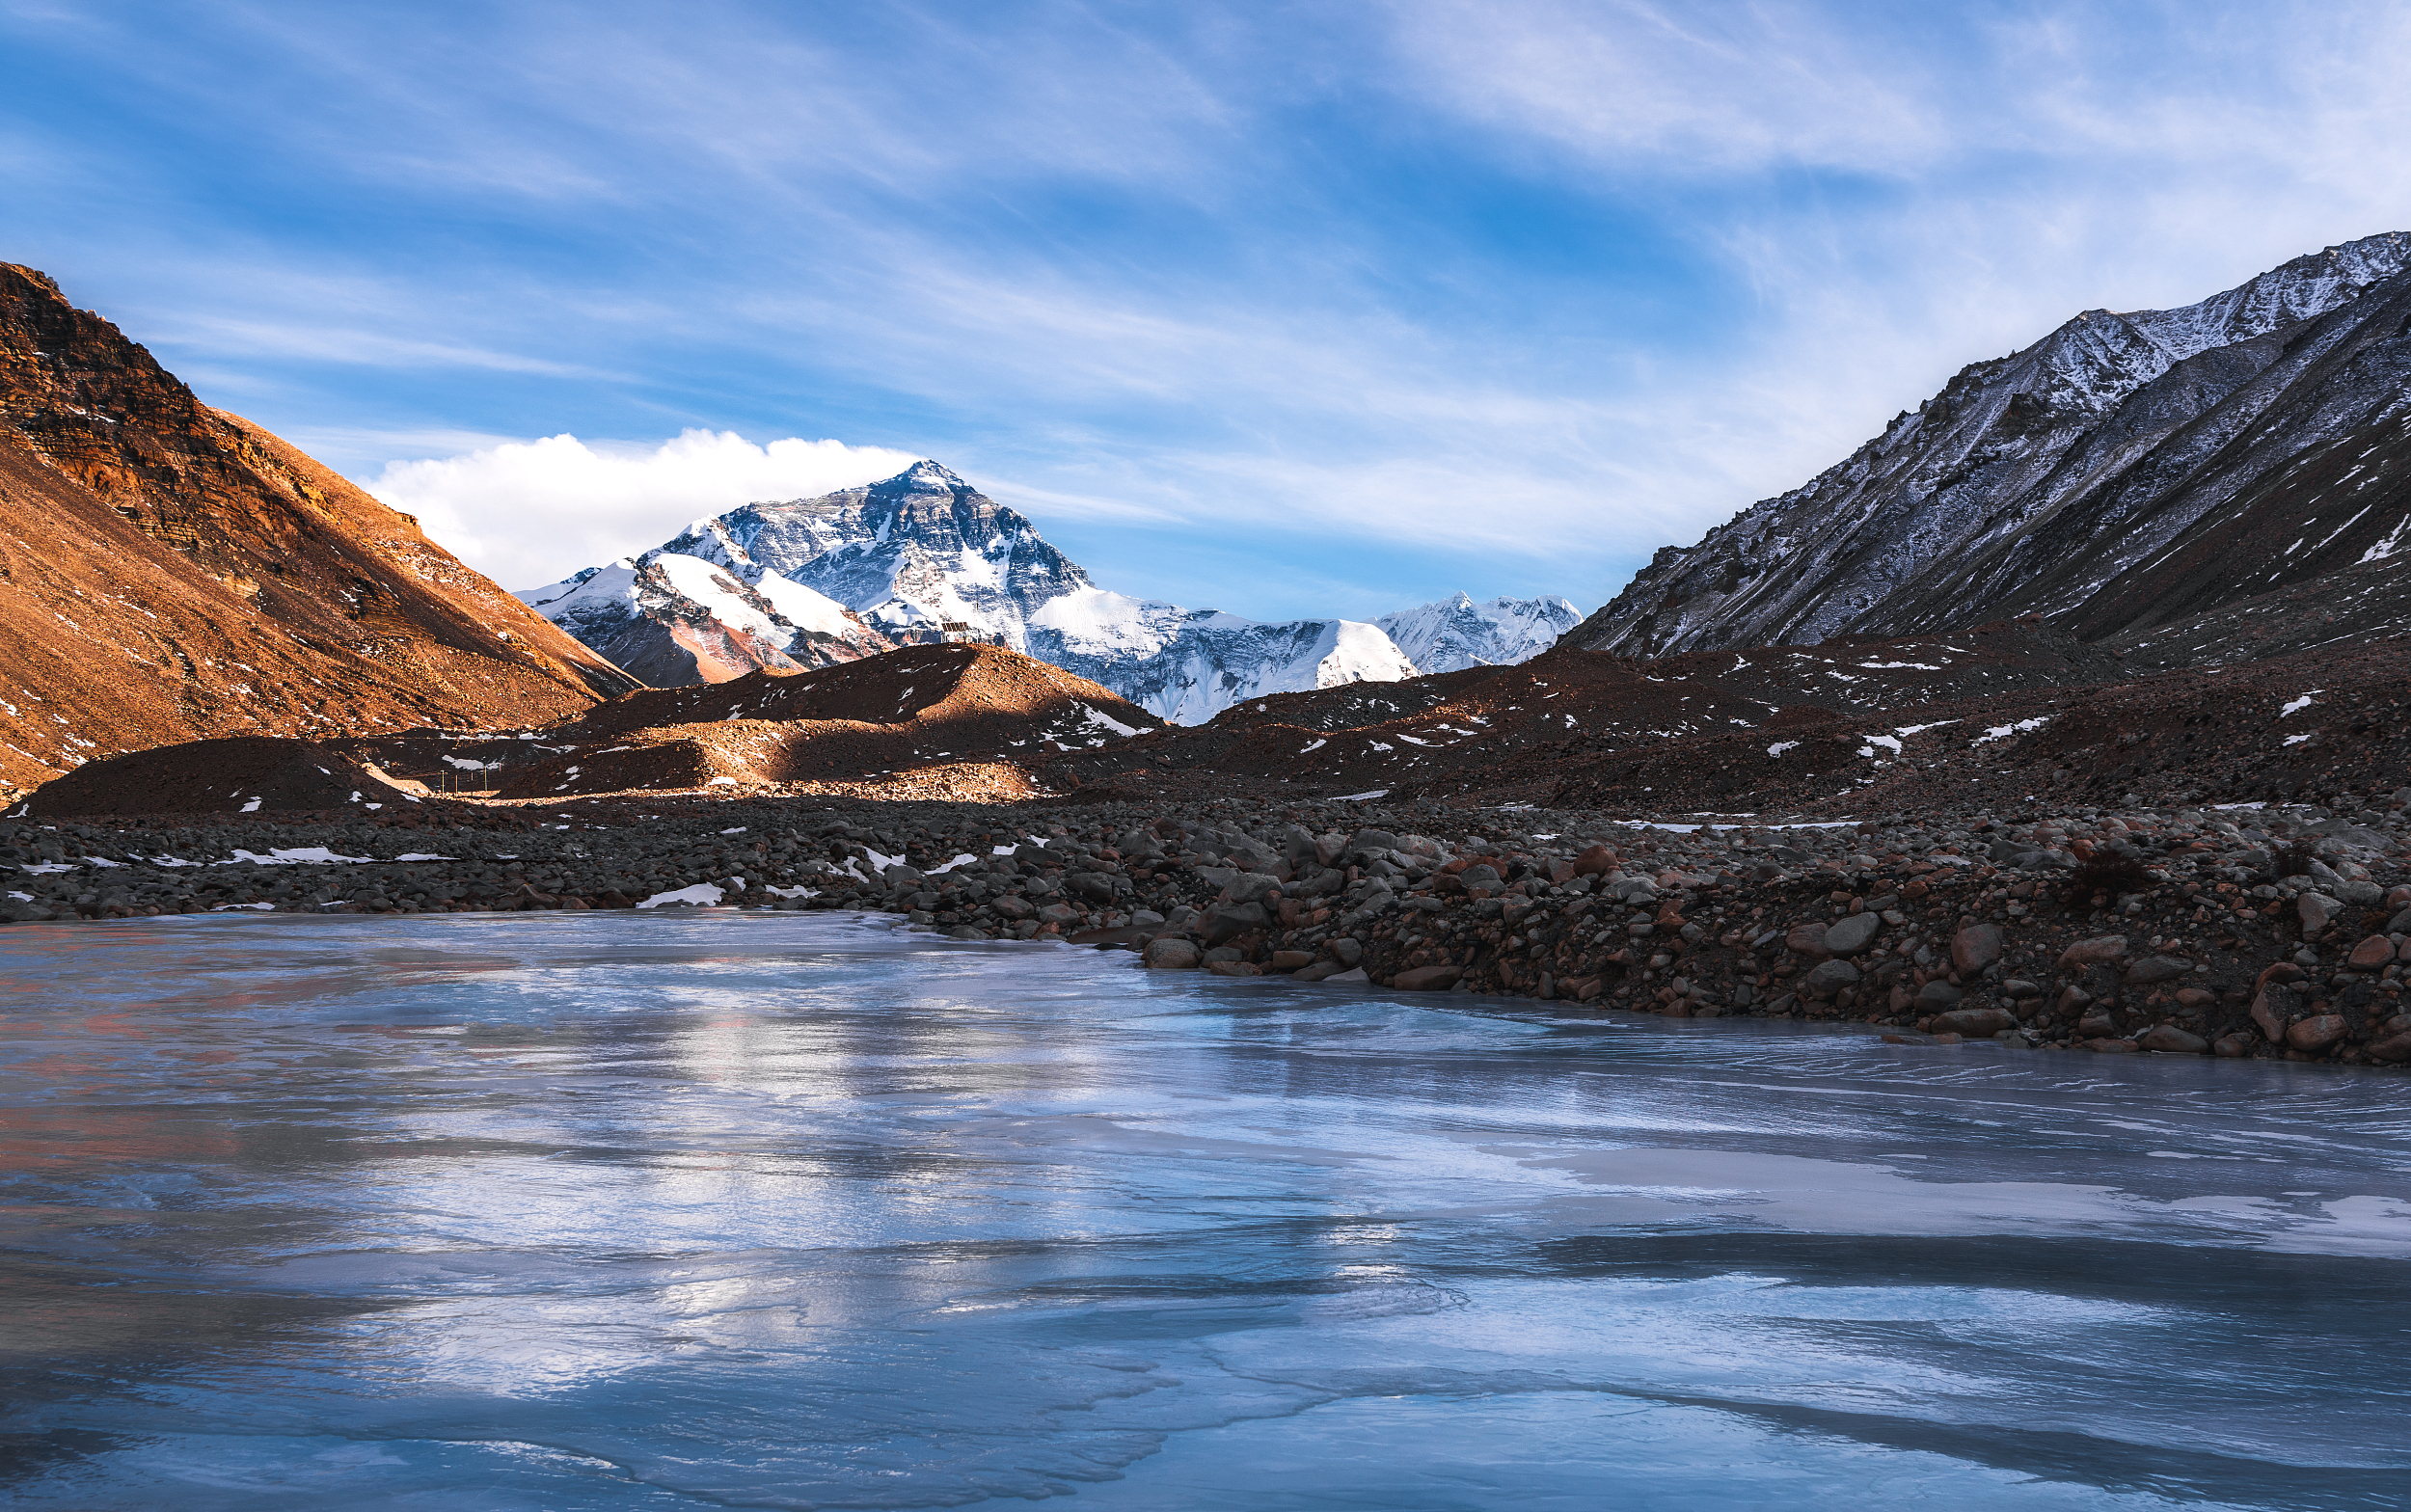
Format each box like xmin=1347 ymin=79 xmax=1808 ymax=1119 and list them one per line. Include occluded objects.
xmin=360 ymin=430 xmax=919 ymax=591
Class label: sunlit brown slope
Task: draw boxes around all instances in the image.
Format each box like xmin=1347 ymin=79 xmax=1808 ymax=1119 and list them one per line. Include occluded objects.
xmin=0 ymin=262 xmax=639 ymax=797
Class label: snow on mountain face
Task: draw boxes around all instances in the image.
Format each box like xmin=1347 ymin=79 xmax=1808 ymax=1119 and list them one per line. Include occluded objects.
xmin=661 ymin=460 xmax=1094 ymax=642
xmin=1377 ymin=592 xmax=1583 ymax=673
xmin=516 ymin=550 xmax=893 ymax=688
xmin=1567 ymin=232 xmax=2411 ymax=659
xmin=1030 ymin=608 xmax=1421 ymax=725
xmin=527 ymin=460 xmax=1464 ymax=723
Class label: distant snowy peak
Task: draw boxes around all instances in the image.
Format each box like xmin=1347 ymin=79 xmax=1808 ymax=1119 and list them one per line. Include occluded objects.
xmin=667 ymin=459 xmax=1093 ymax=648
xmin=1378 ymin=593 xmax=1583 ymax=673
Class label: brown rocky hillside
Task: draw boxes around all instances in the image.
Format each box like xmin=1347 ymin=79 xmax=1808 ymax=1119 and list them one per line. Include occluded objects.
xmin=0 ymin=262 xmax=638 ymax=798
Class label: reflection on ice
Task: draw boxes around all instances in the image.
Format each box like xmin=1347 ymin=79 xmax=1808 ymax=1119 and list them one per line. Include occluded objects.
xmin=0 ymin=911 xmax=2406 ymax=1510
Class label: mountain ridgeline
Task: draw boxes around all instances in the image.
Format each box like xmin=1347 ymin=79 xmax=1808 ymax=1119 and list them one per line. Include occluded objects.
xmin=1568 ymin=232 xmax=2411 ymax=662
xmin=521 ymin=461 xmax=1582 ymax=723
xmin=0 ymin=262 xmax=636 ymax=798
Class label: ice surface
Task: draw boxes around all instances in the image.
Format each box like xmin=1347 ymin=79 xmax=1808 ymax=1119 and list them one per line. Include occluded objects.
xmin=4 ymin=913 xmax=2407 ymax=1509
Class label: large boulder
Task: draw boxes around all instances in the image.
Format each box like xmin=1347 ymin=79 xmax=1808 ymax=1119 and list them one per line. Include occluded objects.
xmin=1929 ymin=1006 xmax=2015 ymax=1037
xmin=1825 ymin=913 xmax=1881 ymax=956
xmin=2058 ymin=935 xmax=2128 ymax=969
xmin=1144 ymin=937 xmax=1201 ymax=970
xmin=2139 ymin=1024 xmax=2208 ymax=1054
xmin=1951 ymin=924 xmax=2003 ymax=974
xmin=1800 ymin=959 xmax=1860 ymax=998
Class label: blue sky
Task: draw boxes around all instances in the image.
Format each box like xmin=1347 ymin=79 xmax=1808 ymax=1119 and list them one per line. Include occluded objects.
xmin=7 ymin=2 xmax=2411 ymax=620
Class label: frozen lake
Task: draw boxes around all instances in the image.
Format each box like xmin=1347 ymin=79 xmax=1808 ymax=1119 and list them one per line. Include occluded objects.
xmin=2 ymin=911 xmax=2407 ymax=1509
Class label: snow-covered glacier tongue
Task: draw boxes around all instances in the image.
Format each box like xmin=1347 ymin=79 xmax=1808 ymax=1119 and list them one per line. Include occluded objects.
xmin=521 ymin=459 xmax=1453 ymax=722
xmin=1377 ymin=592 xmax=1584 ymax=673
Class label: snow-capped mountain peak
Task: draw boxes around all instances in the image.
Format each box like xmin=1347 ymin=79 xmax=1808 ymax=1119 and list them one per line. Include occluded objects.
xmin=1377 ymin=592 xmax=1584 ymax=673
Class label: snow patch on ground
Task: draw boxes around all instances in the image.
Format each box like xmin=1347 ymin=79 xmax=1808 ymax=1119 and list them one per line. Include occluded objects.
xmin=638 ymin=882 xmax=726 ymax=908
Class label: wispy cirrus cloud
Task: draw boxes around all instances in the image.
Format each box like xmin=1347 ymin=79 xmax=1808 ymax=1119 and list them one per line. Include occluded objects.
xmin=7 ymin=2 xmax=2411 ymax=622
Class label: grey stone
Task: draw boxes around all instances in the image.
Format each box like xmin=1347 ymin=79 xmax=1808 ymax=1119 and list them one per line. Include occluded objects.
xmin=1219 ymin=872 xmax=1281 ymax=904
xmin=1824 ymin=912 xmax=1881 ymax=956
xmin=1800 ymin=959 xmax=1861 ymax=997
xmin=1144 ymin=936 xmax=1201 ymax=969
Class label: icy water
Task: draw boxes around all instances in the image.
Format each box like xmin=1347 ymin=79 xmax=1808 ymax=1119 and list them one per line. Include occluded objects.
xmin=3 ymin=915 xmax=2408 ymax=1511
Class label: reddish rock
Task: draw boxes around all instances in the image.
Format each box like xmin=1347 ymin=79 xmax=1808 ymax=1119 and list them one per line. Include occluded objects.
xmin=1573 ymin=845 xmax=1617 ymax=876
xmin=2255 ymin=962 xmax=2307 ymax=993
xmin=2298 ymin=894 xmax=2339 ymax=932
xmin=1392 ymin=964 xmax=1462 ymax=991
xmin=1785 ymin=923 xmax=1830 ymax=958
xmin=2123 ymin=956 xmax=2192 ymax=985
xmin=2348 ymin=935 xmax=2396 ymax=970
xmin=1929 ymin=1006 xmax=2015 ymax=1037
xmin=1268 ymin=950 xmax=1314 ymax=971
xmin=2286 ymin=1014 xmax=2347 ymax=1051
xmin=2367 ymin=1033 xmax=2411 ymax=1064
xmin=1951 ymin=924 xmax=2003 ymax=974
xmin=2213 ymin=1034 xmax=2253 ymax=1058
xmin=1206 ymin=959 xmax=1261 ymax=978
xmin=2058 ymin=935 xmax=2129 ymax=968
xmin=2087 ymin=1038 xmax=2138 ymax=1053
xmin=2174 ymin=987 xmax=2215 ymax=1009
xmin=2139 ymin=1024 xmax=2209 ymax=1054
xmin=2250 ymin=991 xmax=2287 ymax=1041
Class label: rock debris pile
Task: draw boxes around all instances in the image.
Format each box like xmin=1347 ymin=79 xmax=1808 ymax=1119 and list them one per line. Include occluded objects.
xmin=9 ymin=786 xmax=2409 ymax=1068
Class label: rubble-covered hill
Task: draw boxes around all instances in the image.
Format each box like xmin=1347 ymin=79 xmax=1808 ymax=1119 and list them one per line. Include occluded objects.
xmin=0 ymin=262 xmax=637 ymax=798
xmin=522 ymin=459 xmax=1564 ymax=722
xmin=1567 ymin=233 xmax=2411 ymax=659
xmin=33 ymin=643 xmax=1165 ymax=812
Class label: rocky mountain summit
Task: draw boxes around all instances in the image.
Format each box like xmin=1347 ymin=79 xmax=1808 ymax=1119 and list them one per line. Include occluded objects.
xmin=523 ymin=460 xmax=1570 ymax=721
xmin=0 ymin=262 xmax=634 ymax=798
xmin=1569 ymin=232 xmax=2411 ymax=661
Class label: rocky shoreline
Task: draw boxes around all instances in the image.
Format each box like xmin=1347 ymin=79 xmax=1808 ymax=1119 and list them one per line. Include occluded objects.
xmin=9 ymin=789 xmax=2410 ymax=1066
